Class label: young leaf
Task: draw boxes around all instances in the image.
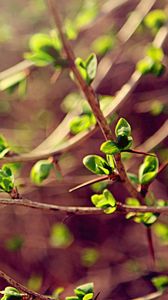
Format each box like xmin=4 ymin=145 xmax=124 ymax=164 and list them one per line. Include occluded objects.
xmin=100 ymin=140 xmax=120 ymax=155
xmin=139 ymin=156 xmax=159 ymax=185
xmin=86 ymin=53 xmax=97 ymax=85
xmin=0 ymin=135 xmax=10 ymax=158
xmin=152 ymin=275 xmax=168 ymax=291
xmin=74 ymin=283 xmax=94 ymax=298
xmin=83 ymin=155 xmax=112 ymax=175
xmin=30 ymin=159 xmax=53 ymax=185
xmin=91 ymin=189 xmax=116 ymax=214
xmin=147 ymin=46 xmax=164 ymax=61
xmin=69 ymin=114 xmax=96 ymax=134
xmin=0 ymin=166 xmax=14 ymax=193
xmin=0 ymin=287 xmax=22 ymax=300
xmin=115 ymin=118 xmax=131 ymax=137
xmin=144 ymin=9 xmax=167 ymax=31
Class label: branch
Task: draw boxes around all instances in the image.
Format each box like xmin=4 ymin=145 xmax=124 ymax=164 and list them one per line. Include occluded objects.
xmin=0 ymin=198 xmax=168 ymax=215
xmin=0 ymin=270 xmax=51 ymax=300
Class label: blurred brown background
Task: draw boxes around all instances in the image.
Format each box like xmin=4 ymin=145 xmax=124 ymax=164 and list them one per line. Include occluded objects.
xmin=0 ymin=0 xmax=168 ymax=299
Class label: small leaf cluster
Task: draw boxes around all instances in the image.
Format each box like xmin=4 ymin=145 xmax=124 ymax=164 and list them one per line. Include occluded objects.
xmin=0 ymin=166 xmax=14 ymax=193
xmin=139 ymin=155 xmax=159 ymax=185
xmin=0 ymin=287 xmax=22 ymax=300
xmin=126 ymin=198 xmax=159 ymax=226
xmin=74 ymin=53 xmax=97 ymax=85
xmin=144 ymin=9 xmax=167 ymax=32
xmin=24 ymin=32 xmax=67 ymax=68
xmin=30 ymin=159 xmax=53 ymax=185
xmin=66 ymin=282 xmax=94 ymax=300
xmin=137 ymin=45 xmax=165 ymax=77
xmin=69 ymin=100 xmax=96 ymax=135
xmin=91 ymin=189 xmax=116 ymax=214
xmin=101 ymin=118 xmax=133 ymax=155
xmin=83 ymin=154 xmax=114 ymax=175
xmin=152 ymin=275 xmax=168 ymax=291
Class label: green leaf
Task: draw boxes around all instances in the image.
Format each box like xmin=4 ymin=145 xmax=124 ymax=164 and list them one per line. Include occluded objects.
xmin=81 ymin=248 xmax=99 ymax=267
xmin=5 ymin=235 xmax=23 ymax=252
xmin=66 ymin=297 xmax=79 ymax=300
xmin=83 ymin=155 xmax=111 ymax=175
xmin=146 ymin=46 xmax=164 ymax=61
xmin=91 ymin=189 xmax=116 ymax=214
xmin=106 ymin=155 xmax=115 ymax=169
xmin=100 ymin=140 xmax=120 ymax=155
xmin=74 ymin=283 xmax=94 ymax=298
xmin=141 ymin=212 xmax=158 ymax=226
xmin=86 ymin=53 xmax=97 ymax=84
xmin=27 ymin=275 xmax=42 ymax=292
xmin=92 ymin=34 xmax=115 ymax=55
xmin=50 ymin=223 xmax=73 ymax=248
xmin=69 ymin=114 xmax=96 ymax=134
xmin=152 ymin=275 xmax=168 ymax=291
xmin=83 ymin=293 xmax=94 ymax=300
xmin=139 ymin=155 xmax=159 ymax=184
xmin=30 ymin=159 xmax=53 ymax=185
xmin=24 ymin=52 xmax=55 ymax=66
xmin=144 ymin=9 xmax=167 ymax=31
xmin=0 ymin=287 xmax=22 ymax=300
xmin=115 ymin=118 xmax=131 ymax=137
xmin=75 ymin=54 xmax=97 ymax=85
xmin=126 ymin=198 xmax=140 ymax=206
xmin=0 ymin=166 xmax=14 ymax=193
xmin=29 ymin=33 xmax=61 ymax=54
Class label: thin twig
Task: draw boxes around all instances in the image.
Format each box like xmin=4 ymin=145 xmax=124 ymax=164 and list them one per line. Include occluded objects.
xmin=0 ymin=198 xmax=168 ymax=214
xmin=0 ymin=270 xmax=52 ymax=300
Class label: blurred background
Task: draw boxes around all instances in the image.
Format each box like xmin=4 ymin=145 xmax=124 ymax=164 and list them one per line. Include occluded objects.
xmin=0 ymin=0 xmax=168 ymax=299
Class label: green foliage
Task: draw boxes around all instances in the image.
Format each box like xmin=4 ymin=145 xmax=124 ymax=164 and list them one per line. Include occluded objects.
xmin=137 ymin=45 xmax=165 ymax=77
xmin=81 ymin=248 xmax=99 ymax=267
xmin=5 ymin=235 xmax=23 ymax=252
xmin=91 ymin=189 xmax=116 ymax=214
xmin=0 ymin=287 xmax=22 ymax=300
xmin=152 ymin=275 xmax=168 ymax=291
xmin=154 ymin=222 xmax=168 ymax=244
xmin=75 ymin=53 xmax=97 ymax=85
xmin=144 ymin=9 xmax=167 ymax=32
xmin=100 ymin=118 xmax=133 ymax=155
xmin=69 ymin=114 xmax=96 ymax=134
xmin=83 ymin=155 xmax=114 ymax=175
xmin=66 ymin=283 xmax=94 ymax=300
xmin=92 ymin=34 xmax=115 ymax=55
xmin=30 ymin=159 xmax=53 ymax=185
xmin=0 ymin=71 xmax=27 ymax=95
xmin=24 ymin=32 xmax=67 ymax=68
xmin=50 ymin=223 xmax=73 ymax=248
xmin=139 ymin=155 xmax=159 ymax=185
xmin=0 ymin=166 xmax=14 ymax=193
xmin=127 ymin=173 xmax=139 ymax=185
xmin=27 ymin=275 xmax=42 ymax=292
xmin=126 ymin=198 xmax=158 ymax=226
xmin=0 ymin=135 xmax=10 ymax=158
xmin=91 ymin=181 xmax=108 ymax=192
xmin=150 ymin=100 xmax=164 ymax=116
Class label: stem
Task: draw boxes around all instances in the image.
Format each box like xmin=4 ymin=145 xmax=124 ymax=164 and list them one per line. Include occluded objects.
xmin=0 ymin=270 xmax=52 ymax=300
xmin=146 ymin=227 xmax=155 ymax=264
xmin=47 ymin=0 xmax=143 ymax=202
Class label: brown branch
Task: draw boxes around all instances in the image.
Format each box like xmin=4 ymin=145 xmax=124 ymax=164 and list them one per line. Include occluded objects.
xmin=0 ymin=198 xmax=168 ymax=215
xmin=0 ymin=270 xmax=52 ymax=300
xmin=131 ymin=290 xmax=164 ymax=300
xmin=47 ymin=0 xmax=144 ymax=202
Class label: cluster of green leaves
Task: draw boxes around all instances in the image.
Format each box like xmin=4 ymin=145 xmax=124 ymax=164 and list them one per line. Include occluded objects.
xmin=144 ymin=9 xmax=167 ymax=33
xmin=30 ymin=159 xmax=53 ymax=185
xmin=74 ymin=53 xmax=97 ymax=85
xmin=91 ymin=189 xmax=116 ymax=214
xmin=66 ymin=282 xmax=94 ymax=300
xmin=137 ymin=45 xmax=165 ymax=77
xmin=69 ymin=100 xmax=96 ymax=134
xmin=126 ymin=198 xmax=159 ymax=226
xmin=24 ymin=32 xmax=67 ymax=68
xmin=0 ymin=287 xmax=22 ymax=300
xmin=151 ymin=275 xmax=168 ymax=291
xmin=0 ymin=165 xmax=14 ymax=193
xmin=101 ymin=118 xmax=133 ymax=155
xmin=83 ymin=154 xmax=114 ymax=175
xmin=139 ymin=155 xmax=159 ymax=185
